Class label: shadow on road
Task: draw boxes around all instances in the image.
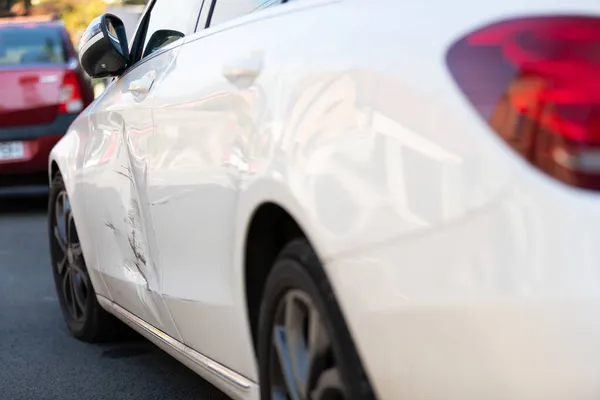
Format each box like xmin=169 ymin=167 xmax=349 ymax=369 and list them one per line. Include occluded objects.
xmin=0 ymin=193 xmax=232 ymax=400
xmin=0 ymin=195 xmax=48 ymax=215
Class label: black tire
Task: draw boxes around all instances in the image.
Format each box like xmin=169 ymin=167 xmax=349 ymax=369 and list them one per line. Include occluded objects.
xmin=257 ymin=239 xmax=376 ymax=400
xmin=48 ymin=172 xmax=125 ymax=342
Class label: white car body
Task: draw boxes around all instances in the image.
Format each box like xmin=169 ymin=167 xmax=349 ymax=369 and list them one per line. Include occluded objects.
xmin=50 ymin=0 xmax=600 ymax=399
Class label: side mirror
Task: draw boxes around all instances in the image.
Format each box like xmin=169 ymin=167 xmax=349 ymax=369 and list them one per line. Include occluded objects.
xmin=79 ymin=14 xmax=130 ymax=79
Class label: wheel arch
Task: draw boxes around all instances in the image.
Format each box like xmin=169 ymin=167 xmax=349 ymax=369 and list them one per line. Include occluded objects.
xmin=238 ymin=177 xmax=327 ymax=358
xmin=240 ymin=193 xmax=377 ymax=399
xmin=48 ymin=134 xmax=112 ymax=300
xmin=243 ymin=201 xmax=307 ymax=355
xmin=50 ymin=160 xmax=60 ymax=179
xmin=48 ymin=133 xmax=77 ymax=196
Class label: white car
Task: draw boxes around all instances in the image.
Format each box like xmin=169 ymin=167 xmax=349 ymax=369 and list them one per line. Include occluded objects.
xmin=48 ymin=1 xmax=600 ymax=399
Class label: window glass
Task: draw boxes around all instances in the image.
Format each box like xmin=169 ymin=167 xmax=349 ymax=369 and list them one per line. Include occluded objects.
xmin=143 ymin=30 xmax=185 ymax=58
xmin=195 ymin=0 xmax=211 ymax=31
xmin=0 ymin=27 xmax=66 ymax=65
xmin=142 ymin=0 xmax=203 ymax=57
xmin=209 ymin=0 xmax=280 ymax=27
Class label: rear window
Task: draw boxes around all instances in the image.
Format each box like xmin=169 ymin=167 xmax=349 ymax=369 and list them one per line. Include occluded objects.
xmin=0 ymin=26 xmax=67 ymax=65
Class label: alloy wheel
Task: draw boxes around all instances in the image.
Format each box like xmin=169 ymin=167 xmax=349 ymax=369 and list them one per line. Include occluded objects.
xmin=51 ymin=191 xmax=89 ymax=322
xmin=270 ymin=289 xmax=345 ymax=400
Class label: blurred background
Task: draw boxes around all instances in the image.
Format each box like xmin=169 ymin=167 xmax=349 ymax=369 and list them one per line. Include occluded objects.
xmin=0 ymin=0 xmax=146 ymax=44
xmin=0 ymin=2 xmax=231 ymax=398
xmin=0 ymin=0 xmax=146 ymax=96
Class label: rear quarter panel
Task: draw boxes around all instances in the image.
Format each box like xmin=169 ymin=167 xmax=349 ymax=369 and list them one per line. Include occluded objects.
xmin=240 ymin=0 xmax=600 ymax=260
xmin=234 ymin=0 xmax=600 ymax=397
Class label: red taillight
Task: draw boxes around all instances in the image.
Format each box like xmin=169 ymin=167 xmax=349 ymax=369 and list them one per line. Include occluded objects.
xmin=447 ymin=16 xmax=600 ymax=190
xmin=58 ymin=70 xmax=84 ymax=114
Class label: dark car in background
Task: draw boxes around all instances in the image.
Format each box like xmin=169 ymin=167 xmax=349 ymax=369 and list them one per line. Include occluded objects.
xmin=0 ymin=17 xmax=93 ymax=195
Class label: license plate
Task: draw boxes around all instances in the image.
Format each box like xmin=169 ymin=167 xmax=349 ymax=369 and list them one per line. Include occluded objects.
xmin=0 ymin=141 xmax=25 ymax=161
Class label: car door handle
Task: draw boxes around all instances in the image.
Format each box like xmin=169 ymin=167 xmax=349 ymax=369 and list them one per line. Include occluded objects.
xmin=222 ymin=52 xmax=263 ymax=89
xmin=128 ymin=71 xmax=156 ymax=97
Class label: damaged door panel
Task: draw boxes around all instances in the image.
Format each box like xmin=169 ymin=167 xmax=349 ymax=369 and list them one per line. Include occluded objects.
xmin=80 ymin=48 xmax=183 ymax=340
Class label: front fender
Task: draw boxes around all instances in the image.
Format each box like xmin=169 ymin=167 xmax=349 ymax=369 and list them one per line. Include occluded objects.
xmin=49 ymin=115 xmax=112 ymax=299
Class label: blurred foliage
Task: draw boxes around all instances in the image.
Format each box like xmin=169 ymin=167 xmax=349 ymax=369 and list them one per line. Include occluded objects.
xmin=2 ymin=0 xmax=146 ymax=46
xmin=0 ymin=0 xmax=26 ymax=16
xmin=38 ymin=0 xmax=106 ymax=45
xmin=2 ymin=0 xmax=106 ymax=45
xmin=0 ymin=0 xmax=20 ymax=13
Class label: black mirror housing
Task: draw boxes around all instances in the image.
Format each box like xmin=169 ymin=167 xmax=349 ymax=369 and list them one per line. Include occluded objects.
xmin=79 ymin=14 xmax=130 ymax=79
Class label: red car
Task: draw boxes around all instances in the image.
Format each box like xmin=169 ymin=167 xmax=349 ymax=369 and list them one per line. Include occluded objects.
xmin=0 ymin=17 xmax=93 ymax=195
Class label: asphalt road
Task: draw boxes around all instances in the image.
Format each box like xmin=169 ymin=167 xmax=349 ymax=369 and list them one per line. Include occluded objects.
xmin=0 ymin=196 xmax=230 ymax=400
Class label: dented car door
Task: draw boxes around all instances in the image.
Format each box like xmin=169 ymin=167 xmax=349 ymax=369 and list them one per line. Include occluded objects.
xmin=80 ymin=48 xmax=182 ymax=340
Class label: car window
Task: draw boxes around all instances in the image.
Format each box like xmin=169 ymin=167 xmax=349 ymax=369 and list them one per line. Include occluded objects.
xmin=0 ymin=26 xmax=67 ymax=65
xmin=207 ymin=0 xmax=283 ymax=28
xmin=143 ymin=30 xmax=185 ymax=58
xmin=195 ymin=0 xmax=211 ymax=31
xmin=140 ymin=0 xmax=203 ymax=59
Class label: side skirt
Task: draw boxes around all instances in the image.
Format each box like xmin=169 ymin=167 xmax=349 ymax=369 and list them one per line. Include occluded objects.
xmin=97 ymin=295 xmax=256 ymax=399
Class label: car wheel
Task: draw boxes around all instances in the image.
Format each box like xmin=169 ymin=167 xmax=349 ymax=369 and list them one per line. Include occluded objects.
xmin=48 ymin=172 xmax=124 ymax=342
xmin=258 ymin=239 xmax=376 ymax=400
